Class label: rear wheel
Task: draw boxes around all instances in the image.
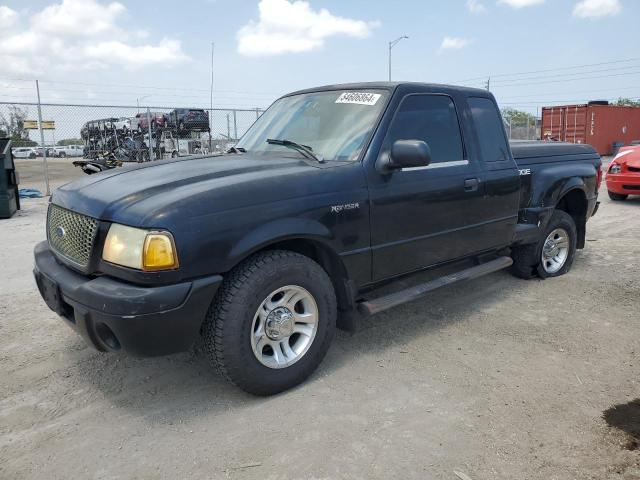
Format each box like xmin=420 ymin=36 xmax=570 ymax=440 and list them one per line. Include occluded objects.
xmin=608 ymin=190 xmax=628 ymax=201
xmin=511 ymin=210 xmax=577 ymax=279
xmin=202 ymin=250 xmax=337 ymax=395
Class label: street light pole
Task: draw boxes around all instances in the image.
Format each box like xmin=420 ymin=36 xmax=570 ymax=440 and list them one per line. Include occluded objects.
xmin=388 ymin=35 xmax=409 ymax=81
xmin=136 ymin=95 xmax=151 ymax=113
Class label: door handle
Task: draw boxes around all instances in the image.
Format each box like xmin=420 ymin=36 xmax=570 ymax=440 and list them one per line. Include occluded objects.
xmin=464 ymin=178 xmax=479 ymax=192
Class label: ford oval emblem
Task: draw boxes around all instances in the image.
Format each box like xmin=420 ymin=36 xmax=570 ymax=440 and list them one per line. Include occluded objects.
xmin=55 ymin=226 xmax=66 ymax=239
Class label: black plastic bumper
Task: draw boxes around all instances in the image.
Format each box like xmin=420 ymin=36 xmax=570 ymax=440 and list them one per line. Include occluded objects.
xmin=33 ymin=241 xmax=223 ymax=356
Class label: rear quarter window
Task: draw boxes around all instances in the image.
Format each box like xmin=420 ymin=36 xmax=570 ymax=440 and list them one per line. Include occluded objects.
xmin=468 ymin=97 xmax=510 ymax=162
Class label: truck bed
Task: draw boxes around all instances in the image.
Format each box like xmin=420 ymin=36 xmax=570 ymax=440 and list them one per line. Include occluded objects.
xmin=510 ymin=140 xmax=600 ymax=165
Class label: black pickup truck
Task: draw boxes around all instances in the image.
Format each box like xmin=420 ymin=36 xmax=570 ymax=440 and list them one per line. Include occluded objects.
xmin=34 ymin=82 xmax=602 ymax=395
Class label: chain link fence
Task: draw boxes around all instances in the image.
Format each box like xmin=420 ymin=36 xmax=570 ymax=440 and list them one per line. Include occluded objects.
xmin=0 ymin=101 xmax=263 ymax=152
xmin=503 ymin=115 xmax=541 ymax=141
xmin=1 ymin=100 xmax=264 ymax=193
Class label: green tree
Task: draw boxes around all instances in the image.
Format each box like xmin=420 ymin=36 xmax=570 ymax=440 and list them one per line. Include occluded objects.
xmin=0 ymin=105 xmax=37 ymax=146
xmin=501 ymin=107 xmax=537 ymax=123
xmin=57 ymin=138 xmax=83 ymax=146
xmin=615 ymin=97 xmax=640 ymax=107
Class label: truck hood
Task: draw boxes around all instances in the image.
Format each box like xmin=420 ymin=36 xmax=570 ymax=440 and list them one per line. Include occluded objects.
xmin=52 ymin=154 xmax=339 ymax=227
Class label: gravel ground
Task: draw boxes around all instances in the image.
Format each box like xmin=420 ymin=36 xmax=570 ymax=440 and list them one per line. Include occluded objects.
xmin=1 ymin=160 xmax=639 ymax=480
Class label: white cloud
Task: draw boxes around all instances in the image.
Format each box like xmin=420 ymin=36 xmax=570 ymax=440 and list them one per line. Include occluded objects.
xmin=0 ymin=0 xmax=189 ymax=76
xmin=467 ymin=0 xmax=486 ymax=13
xmin=31 ymin=0 xmax=125 ymax=36
xmin=572 ymin=0 xmax=621 ymax=18
xmin=237 ymin=0 xmax=380 ymax=56
xmin=440 ymin=36 xmax=473 ymax=52
xmin=498 ymin=0 xmax=545 ymax=8
xmin=438 ymin=37 xmax=473 ymax=53
xmin=83 ymin=39 xmax=188 ymax=66
xmin=0 ymin=5 xmax=17 ymax=28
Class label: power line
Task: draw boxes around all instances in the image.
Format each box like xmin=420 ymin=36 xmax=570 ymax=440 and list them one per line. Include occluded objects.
xmin=453 ymin=56 xmax=640 ymax=83
xmin=0 ymin=75 xmax=281 ymax=97
xmin=490 ymin=70 xmax=640 ymax=88
xmin=497 ymin=85 xmax=640 ymax=100
xmin=489 ymin=63 xmax=640 ymax=86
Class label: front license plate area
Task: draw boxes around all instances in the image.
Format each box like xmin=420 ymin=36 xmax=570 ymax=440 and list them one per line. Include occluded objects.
xmin=39 ymin=273 xmax=63 ymax=315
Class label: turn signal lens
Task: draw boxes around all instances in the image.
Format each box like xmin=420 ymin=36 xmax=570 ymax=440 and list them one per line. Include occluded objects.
xmin=143 ymin=233 xmax=178 ymax=271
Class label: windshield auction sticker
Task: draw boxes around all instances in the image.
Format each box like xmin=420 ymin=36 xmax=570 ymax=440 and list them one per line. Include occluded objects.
xmin=335 ymin=92 xmax=381 ymax=106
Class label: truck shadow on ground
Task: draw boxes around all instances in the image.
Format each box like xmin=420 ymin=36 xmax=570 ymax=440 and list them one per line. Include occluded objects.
xmin=69 ymin=268 xmax=525 ymax=421
xmin=603 ymin=399 xmax=640 ymax=451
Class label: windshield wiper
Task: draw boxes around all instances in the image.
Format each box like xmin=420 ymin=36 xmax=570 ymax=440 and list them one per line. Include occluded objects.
xmin=266 ymin=138 xmax=324 ymax=163
xmin=226 ymin=146 xmax=246 ymax=154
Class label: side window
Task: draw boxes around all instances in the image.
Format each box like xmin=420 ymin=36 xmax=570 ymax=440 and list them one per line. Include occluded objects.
xmin=384 ymin=94 xmax=464 ymax=163
xmin=468 ymin=97 xmax=510 ymax=162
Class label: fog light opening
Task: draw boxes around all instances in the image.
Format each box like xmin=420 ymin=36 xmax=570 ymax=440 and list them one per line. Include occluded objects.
xmin=95 ymin=323 xmax=121 ymax=351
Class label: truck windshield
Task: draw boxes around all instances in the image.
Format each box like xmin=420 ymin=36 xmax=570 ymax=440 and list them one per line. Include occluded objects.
xmin=236 ymin=90 xmax=388 ymax=162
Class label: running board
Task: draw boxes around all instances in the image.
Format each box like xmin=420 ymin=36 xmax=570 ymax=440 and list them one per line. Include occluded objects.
xmin=357 ymin=256 xmax=513 ymax=317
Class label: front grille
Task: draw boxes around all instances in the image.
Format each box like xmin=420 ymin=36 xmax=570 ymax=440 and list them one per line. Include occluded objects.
xmin=47 ymin=205 xmax=99 ymax=269
xmin=623 ymin=185 xmax=640 ymax=191
xmin=628 ymin=166 xmax=640 ymax=173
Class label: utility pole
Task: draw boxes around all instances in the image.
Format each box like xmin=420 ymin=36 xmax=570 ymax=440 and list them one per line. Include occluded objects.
xmin=388 ymin=35 xmax=409 ymax=81
xmin=209 ymin=42 xmax=215 ymax=151
xmin=35 ymin=80 xmax=50 ymax=196
xmin=485 ymin=76 xmax=491 ymax=91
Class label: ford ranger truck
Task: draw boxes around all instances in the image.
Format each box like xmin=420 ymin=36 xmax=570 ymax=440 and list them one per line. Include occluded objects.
xmin=33 ymin=83 xmax=602 ymax=395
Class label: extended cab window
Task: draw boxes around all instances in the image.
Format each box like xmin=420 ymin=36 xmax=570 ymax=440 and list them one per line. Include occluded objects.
xmin=384 ymin=95 xmax=464 ymax=164
xmin=468 ymin=97 xmax=510 ymax=162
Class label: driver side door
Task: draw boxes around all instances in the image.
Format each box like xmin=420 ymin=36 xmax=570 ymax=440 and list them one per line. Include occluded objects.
xmin=367 ymin=93 xmax=487 ymax=281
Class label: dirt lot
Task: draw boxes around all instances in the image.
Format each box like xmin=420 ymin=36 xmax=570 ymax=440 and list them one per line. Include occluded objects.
xmin=1 ymin=160 xmax=639 ymax=479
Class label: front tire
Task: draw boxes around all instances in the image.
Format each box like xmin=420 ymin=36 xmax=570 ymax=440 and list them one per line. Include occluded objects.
xmin=511 ymin=209 xmax=577 ymax=279
xmin=203 ymin=250 xmax=337 ymax=395
xmin=608 ymin=190 xmax=628 ymax=201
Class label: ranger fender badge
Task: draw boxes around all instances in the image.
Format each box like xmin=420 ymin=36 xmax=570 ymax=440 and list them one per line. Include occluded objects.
xmin=331 ymin=203 xmax=360 ymax=213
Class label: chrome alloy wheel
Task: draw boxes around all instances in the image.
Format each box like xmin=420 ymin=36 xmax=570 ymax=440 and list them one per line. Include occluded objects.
xmin=541 ymin=228 xmax=570 ymax=274
xmin=250 ymin=285 xmax=319 ymax=369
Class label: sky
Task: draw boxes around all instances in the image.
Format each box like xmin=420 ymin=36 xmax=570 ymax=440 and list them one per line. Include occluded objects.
xmin=0 ymin=0 xmax=639 ymax=115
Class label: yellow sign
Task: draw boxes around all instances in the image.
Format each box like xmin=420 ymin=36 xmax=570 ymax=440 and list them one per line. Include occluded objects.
xmin=42 ymin=121 xmax=55 ymax=130
xmin=24 ymin=120 xmax=38 ymax=129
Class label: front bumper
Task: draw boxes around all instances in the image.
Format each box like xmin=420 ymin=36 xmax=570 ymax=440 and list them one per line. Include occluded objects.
xmin=606 ymin=174 xmax=640 ymax=195
xmin=33 ymin=241 xmax=223 ymax=356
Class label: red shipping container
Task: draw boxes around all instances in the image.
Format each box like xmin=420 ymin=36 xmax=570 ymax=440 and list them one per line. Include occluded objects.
xmin=541 ymin=103 xmax=640 ymax=155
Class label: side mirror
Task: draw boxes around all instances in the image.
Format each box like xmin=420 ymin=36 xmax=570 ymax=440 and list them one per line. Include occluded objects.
xmin=376 ymin=140 xmax=432 ymax=172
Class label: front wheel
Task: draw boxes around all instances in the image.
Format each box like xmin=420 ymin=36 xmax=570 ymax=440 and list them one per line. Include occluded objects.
xmin=202 ymin=250 xmax=337 ymax=395
xmin=608 ymin=190 xmax=628 ymax=201
xmin=511 ymin=209 xmax=577 ymax=279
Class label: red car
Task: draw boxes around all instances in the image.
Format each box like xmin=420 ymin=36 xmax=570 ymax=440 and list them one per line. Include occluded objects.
xmin=606 ymin=146 xmax=640 ymax=201
xmin=134 ymin=111 xmax=168 ymax=131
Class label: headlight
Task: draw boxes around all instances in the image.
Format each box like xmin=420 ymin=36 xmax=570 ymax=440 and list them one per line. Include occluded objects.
xmin=609 ymin=164 xmax=622 ymax=174
xmin=102 ymin=224 xmax=179 ymax=271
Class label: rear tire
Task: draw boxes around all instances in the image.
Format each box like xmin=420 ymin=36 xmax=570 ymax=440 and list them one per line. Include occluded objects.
xmin=608 ymin=191 xmax=628 ymax=201
xmin=202 ymin=250 xmax=337 ymax=395
xmin=511 ymin=210 xmax=577 ymax=279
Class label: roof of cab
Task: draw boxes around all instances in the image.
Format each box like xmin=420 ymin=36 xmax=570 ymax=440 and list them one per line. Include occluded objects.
xmin=285 ymin=81 xmax=491 ymax=98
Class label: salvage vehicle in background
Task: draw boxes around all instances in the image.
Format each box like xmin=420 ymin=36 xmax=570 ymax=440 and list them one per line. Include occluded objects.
xmin=113 ymin=117 xmax=131 ymax=133
xmin=53 ymin=145 xmax=84 ymax=158
xmin=12 ymin=147 xmax=37 ymax=159
xmin=167 ymin=108 xmax=210 ymax=131
xmin=34 ymin=82 xmax=602 ymax=395
xmin=133 ymin=111 xmax=168 ymax=132
xmin=606 ymin=145 xmax=640 ymax=200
